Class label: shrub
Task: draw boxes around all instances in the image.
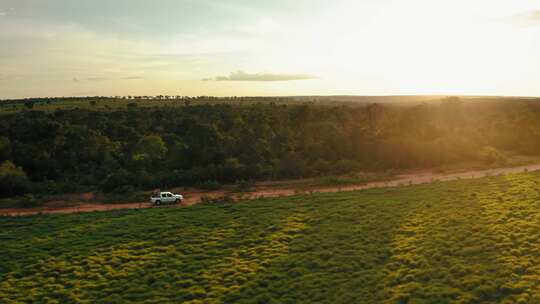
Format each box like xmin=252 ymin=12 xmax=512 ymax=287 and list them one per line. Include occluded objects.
xmin=316 ymin=176 xmax=351 ymax=186
xmin=132 ymin=135 xmax=167 ymax=161
xmin=127 ymin=102 xmax=138 ymax=110
xmin=235 ymin=179 xmax=255 ymax=192
xmin=477 ymin=146 xmax=507 ymax=165
xmin=0 ymin=136 xmax=11 ymax=160
xmin=198 ymin=180 xmax=222 ymax=191
xmin=100 ymin=169 xmax=131 ymax=193
xmin=333 ymin=159 xmax=361 ymax=175
xmin=0 ymin=161 xmax=31 ymax=197
xmin=200 ymin=195 xmax=234 ymax=204
xmin=19 ymin=194 xmax=39 ymax=208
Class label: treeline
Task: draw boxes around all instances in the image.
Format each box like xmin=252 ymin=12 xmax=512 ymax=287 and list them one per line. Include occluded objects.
xmin=1 ymin=98 xmax=540 ymax=197
xmin=0 ymin=96 xmax=297 ymax=109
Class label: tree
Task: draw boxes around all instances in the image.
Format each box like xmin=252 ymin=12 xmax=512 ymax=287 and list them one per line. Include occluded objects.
xmin=100 ymin=168 xmax=131 ymax=192
xmin=0 ymin=136 xmax=11 ymax=161
xmin=24 ymin=100 xmax=35 ymax=109
xmin=127 ymin=102 xmax=138 ymax=110
xmin=133 ymin=135 xmax=167 ymax=161
xmin=0 ymin=161 xmax=30 ymax=197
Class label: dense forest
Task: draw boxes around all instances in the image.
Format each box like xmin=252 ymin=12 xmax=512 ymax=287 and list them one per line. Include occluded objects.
xmin=1 ymin=97 xmax=540 ymax=198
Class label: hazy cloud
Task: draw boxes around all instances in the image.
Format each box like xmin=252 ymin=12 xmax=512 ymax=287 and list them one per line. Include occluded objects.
xmin=208 ymin=71 xmax=316 ymax=82
xmin=510 ymin=10 xmax=540 ymax=25
xmin=86 ymin=77 xmax=107 ymax=81
xmin=0 ymin=7 xmax=14 ymax=17
xmin=524 ymin=10 xmax=540 ymax=20
xmin=73 ymin=76 xmax=143 ymax=83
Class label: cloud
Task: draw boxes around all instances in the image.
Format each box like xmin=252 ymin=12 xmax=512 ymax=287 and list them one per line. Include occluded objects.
xmin=208 ymin=71 xmax=317 ymax=82
xmin=510 ymin=10 xmax=540 ymax=25
xmin=0 ymin=7 xmax=14 ymax=17
xmin=86 ymin=77 xmax=107 ymax=81
xmin=72 ymin=76 xmax=143 ymax=83
xmin=524 ymin=10 xmax=540 ymax=20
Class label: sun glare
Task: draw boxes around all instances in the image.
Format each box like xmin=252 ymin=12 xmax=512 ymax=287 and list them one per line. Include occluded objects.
xmin=0 ymin=0 xmax=539 ymax=97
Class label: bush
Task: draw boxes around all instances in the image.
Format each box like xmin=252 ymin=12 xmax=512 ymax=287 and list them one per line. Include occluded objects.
xmin=60 ymin=181 xmax=79 ymax=193
xmin=20 ymin=194 xmax=39 ymax=208
xmin=198 ymin=180 xmax=222 ymax=191
xmin=200 ymin=195 xmax=234 ymax=204
xmin=0 ymin=161 xmax=31 ymax=197
xmin=316 ymin=176 xmax=351 ymax=186
xmin=235 ymin=179 xmax=255 ymax=192
xmin=333 ymin=159 xmax=361 ymax=175
xmin=101 ymin=188 xmax=143 ymax=204
xmin=477 ymin=146 xmax=507 ymax=165
xmin=127 ymin=102 xmax=138 ymax=110
xmin=100 ymin=169 xmax=131 ymax=193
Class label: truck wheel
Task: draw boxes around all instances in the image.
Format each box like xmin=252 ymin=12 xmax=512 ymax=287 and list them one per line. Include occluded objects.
xmin=175 ymin=199 xmax=180 ymax=204
xmin=155 ymin=200 xmax=161 ymax=206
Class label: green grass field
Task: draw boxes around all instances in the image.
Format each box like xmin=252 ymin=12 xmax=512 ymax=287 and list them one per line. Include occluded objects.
xmin=0 ymin=97 xmax=302 ymax=114
xmin=0 ymin=99 xmax=183 ymax=114
xmin=2 ymin=172 xmax=540 ymax=303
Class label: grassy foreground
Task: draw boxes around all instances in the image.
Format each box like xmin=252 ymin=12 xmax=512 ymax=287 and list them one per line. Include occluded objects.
xmin=2 ymin=172 xmax=540 ymax=303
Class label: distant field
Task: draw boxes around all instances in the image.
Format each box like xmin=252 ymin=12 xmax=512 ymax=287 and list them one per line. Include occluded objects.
xmin=0 ymin=98 xmax=190 ymax=113
xmin=2 ymin=95 xmax=538 ymax=114
xmin=2 ymin=172 xmax=540 ymax=303
xmin=0 ymin=96 xmax=310 ymax=114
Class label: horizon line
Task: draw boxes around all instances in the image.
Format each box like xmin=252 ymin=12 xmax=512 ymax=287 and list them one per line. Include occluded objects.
xmin=2 ymin=94 xmax=540 ymax=102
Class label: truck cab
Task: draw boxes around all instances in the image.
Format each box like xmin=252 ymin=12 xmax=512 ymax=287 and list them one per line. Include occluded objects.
xmin=150 ymin=191 xmax=184 ymax=205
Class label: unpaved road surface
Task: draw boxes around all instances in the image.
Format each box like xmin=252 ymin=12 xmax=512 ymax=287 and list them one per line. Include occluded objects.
xmin=2 ymin=164 xmax=540 ymax=217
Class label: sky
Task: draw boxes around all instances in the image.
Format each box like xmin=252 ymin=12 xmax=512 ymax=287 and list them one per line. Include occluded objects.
xmin=1 ymin=0 xmax=540 ymax=99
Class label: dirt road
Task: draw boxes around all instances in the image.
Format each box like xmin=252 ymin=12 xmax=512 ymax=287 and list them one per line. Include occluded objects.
xmin=2 ymin=163 xmax=540 ymax=217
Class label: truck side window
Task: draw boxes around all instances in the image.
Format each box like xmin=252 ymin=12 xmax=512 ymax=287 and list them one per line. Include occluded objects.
xmin=161 ymin=194 xmax=166 ymax=198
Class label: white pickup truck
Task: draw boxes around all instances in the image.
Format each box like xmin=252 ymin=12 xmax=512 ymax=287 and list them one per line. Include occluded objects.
xmin=150 ymin=192 xmax=184 ymax=205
